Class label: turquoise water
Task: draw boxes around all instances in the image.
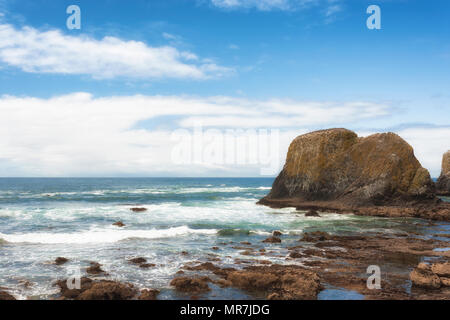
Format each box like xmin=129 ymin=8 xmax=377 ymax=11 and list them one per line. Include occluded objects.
xmin=0 ymin=178 xmax=448 ymax=300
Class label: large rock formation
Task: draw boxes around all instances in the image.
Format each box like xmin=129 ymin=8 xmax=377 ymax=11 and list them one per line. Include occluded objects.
xmin=436 ymin=151 xmax=450 ymax=196
xmin=259 ymin=129 xmax=450 ymax=220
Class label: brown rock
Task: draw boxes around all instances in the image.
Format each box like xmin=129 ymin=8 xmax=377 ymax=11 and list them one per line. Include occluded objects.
xmin=170 ymin=276 xmax=211 ymax=294
xmin=272 ymin=231 xmax=283 ymax=237
xmin=86 ymin=262 xmax=105 ymax=275
xmin=441 ymin=277 xmax=450 ymax=287
xmin=211 ymin=246 xmax=219 ymax=251
xmin=129 ymin=257 xmax=147 ymax=265
xmin=431 ymin=262 xmax=450 ymax=277
xmin=258 ymin=129 xmax=444 ymax=219
xmin=305 ymin=210 xmax=321 ymax=217
xmin=113 ymin=221 xmax=125 ymax=227
xmin=55 ymin=277 xmax=94 ymax=299
xmin=138 ymin=289 xmax=159 ymax=300
xmin=300 ymin=231 xmax=331 ymax=242
xmin=0 ymin=291 xmax=15 ymax=300
xmin=226 ymin=265 xmax=322 ymax=300
xmin=130 ymin=207 xmax=147 ymax=212
xmin=410 ymin=268 xmax=441 ymax=289
xmin=263 ymin=236 xmax=281 ymax=243
xmin=436 ymin=151 xmax=450 ymax=196
xmin=55 ymin=257 xmax=69 ymax=265
xmin=140 ymin=263 xmax=156 ymax=269
xmin=77 ymin=281 xmax=136 ymax=300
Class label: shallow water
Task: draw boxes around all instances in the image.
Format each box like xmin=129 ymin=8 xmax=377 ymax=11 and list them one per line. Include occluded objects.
xmin=0 ymin=178 xmax=448 ymax=300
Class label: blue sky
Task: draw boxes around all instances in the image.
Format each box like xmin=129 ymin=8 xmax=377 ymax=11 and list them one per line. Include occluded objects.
xmin=0 ymin=0 xmax=448 ymax=177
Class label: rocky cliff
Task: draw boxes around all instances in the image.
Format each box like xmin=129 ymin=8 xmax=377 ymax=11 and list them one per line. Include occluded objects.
xmin=259 ymin=129 xmax=450 ymax=221
xmin=436 ymin=151 xmax=450 ymax=196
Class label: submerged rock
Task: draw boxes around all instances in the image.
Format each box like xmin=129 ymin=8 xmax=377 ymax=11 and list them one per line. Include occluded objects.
xmin=113 ymin=221 xmax=125 ymax=227
xmin=436 ymin=151 xmax=450 ymax=196
xmin=263 ymin=236 xmax=281 ymax=243
xmin=130 ymin=207 xmax=147 ymax=212
xmin=54 ymin=257 xmax=69 ymax=265
xmin=86 ymin=262 xmax=105 ymax=275
xmin=305 ymin=210 xmax=321 ymax=217
xmin=129 ymin=257 xmax=147 ymax=265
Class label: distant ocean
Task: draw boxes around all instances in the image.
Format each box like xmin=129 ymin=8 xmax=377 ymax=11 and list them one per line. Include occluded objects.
xmin=0 ymin=178 xmax=449 ymax=300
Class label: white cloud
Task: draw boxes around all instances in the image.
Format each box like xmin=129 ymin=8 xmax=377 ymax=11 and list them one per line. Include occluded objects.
xmin=0 ymin=93 xmax=395 ymax=176
xmin=0 ymin=23 xmax=233 ymax=80
xmin=210 ymin=0 xmax=337 ymax=12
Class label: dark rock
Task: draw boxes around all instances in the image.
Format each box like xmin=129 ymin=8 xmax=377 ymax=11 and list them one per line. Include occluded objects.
xmin=55 ymin=257 xmax=69 ymax=265
xmin=140 ymin=263 xmax=156 ymax=269
xmin=225 ymin=265 xmax=322 ymax=300
xmin=0 ymin=291 xmax=15 ymax=300
xmin=77 ymin=281 xmax=136 ymax=300
xmin=300 ymin=231 xmax=332 ymax=242
xmin=129 ymin=257 xmax=147 ymax=265
xmin=86 ymin=262 xmax=105 ymax=275
xmin=263 ymin=236 xmax=281 ymax=243
xmin=113 ymin=221 xmax=125 ymax=227
xmin=305 ymin=210 xmax=321 ymax=217
xmin=139 ymin=289 xmax=159 ymax=300
xmin=211 ymin=246 xmax=219 ymax=251
xmin=170 ymin=276 xmax=211 ymax=293
xmin=55 ymin=277 xmax=94 ymax=299
xmin=272 ymin=231 xmax=283 ymax=236
xmin=130 ymin=207 xmax=147 ymax=212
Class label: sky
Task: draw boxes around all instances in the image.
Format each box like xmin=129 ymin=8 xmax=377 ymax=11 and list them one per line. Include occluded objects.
xmin=0 ymin=0 xmax=449 ymax=177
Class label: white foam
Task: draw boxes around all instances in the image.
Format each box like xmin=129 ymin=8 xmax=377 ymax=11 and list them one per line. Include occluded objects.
xmin=0 ymin=226 xmax=217 ymax=244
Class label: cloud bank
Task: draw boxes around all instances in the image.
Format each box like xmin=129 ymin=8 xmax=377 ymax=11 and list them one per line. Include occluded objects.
xmin=0 ymin=92 xmax=446 ymax=177
xmin=0 ymin=23 xmax=232 ymax=80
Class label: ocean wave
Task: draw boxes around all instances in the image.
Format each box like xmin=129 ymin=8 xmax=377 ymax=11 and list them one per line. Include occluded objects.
xmin=0 ymin=226 xmax=217 ymax=244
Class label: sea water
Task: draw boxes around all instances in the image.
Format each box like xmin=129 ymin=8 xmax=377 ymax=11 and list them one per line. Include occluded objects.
xmin=0 ymin=178 xmax=448 ymax=299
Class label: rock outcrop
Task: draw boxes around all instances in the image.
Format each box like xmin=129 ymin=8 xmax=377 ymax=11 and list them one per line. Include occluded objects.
xmin=259 ymin=129 xmax=450 ymax=220
xmin=410 ymin=262 xmax=450 ymax=290
xmin=436 ymin=151 xmax=450 ymax=196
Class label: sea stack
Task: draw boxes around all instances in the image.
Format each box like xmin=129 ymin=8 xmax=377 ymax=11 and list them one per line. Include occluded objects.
xmin=436 ymin=151 xmax=450 ymax=196
xmin=259 ymin=128 xmax=450 ymax=220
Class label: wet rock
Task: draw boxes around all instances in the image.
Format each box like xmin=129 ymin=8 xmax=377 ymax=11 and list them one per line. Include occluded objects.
xmin=138 ymin=289 xmax=159 ymax=300
xmin=225 ymin=265 xmax=322 ymax=300
xmin=300 ymin=231 xmax=332 ymax=242
xmin=140 ymin=263 xmax=156 ymax=269
xmin=0 ymin=291 xmax=15 ymax=300
xmin=170 ymin=276 xmax=211 ymax=294
xmin=410 ymin=268 xmax=441 ymax=289
xmin=129 ymin=257 xmax=147 ymax=265
xmin=113 ymin=221 xmax=125 ymax=227
xmin=77 ymin=281 xmax=136 ymax=300
xmin=86 ymin=262 xmax=105 ymax=275
xmin=305 ymin=210 xmax=321 ymax=217
xmin=263 ymin=236 xmax=281 ymax=243
xmin=130 ymin=207 xmax=147 ymax=212
xmin=289 ymin=251 xmax=304 ymax=259
xmin=55 ymin=257 xmax=69 ymax=265
xmin=240 ymin=241 xmax=252 ymax=245
xmin=180 ymin=251 xmax=189 ymax=256
xmin=55 ymin=277 xmax=94 ymax=299
xmin=431 ymin=262 xmax=450 ymax=277
xmin=211 ymin=246 xmax=219 ymax=251
xmin=272 ymin=231 xmax=283 ymax=237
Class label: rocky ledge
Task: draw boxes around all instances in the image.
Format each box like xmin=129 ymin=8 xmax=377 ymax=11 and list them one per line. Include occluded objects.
xmin=436 ymin=151 xmax=450 ymax=196
xmin=258 ymin=128 xmax=450 ymax=221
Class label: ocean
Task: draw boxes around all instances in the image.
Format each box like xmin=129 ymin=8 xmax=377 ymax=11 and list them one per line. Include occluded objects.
xmin=0 ymin=178 xmax=449 ymax=300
